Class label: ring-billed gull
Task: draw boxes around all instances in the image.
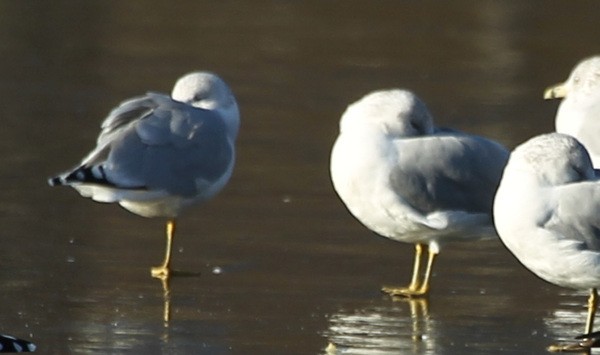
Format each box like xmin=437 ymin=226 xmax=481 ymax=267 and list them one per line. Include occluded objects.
xmin=493 ymin=133 xmax=600 ymax=351
xmin=48 ymin=72 xmax=240 ymax=279
xmin=330 ymin=89 xmax=509 ymax=297
xmin=544 ymin=56 xmax=600 ymax=167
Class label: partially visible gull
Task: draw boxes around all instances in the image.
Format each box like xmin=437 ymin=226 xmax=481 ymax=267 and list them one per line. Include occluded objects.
xmin=494 ymin=133 xmax=600 ymax=352
xmin=0 ymin=334 xmax=35 ymax=352
xmin=545 ymin=55 xmax=600 ymax=167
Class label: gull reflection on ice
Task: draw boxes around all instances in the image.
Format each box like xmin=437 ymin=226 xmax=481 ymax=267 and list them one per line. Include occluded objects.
xmin=324 ymin=299 xmax=436 ymax=354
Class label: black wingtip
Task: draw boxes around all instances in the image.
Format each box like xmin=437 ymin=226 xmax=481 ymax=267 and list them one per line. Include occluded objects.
xmin=48 ymin=165 xmax=117 ymax=188
xmin=48 ymin=176 xmax=63 ymax=187
xmin=0 ymin=334 xmax=36 ymax=352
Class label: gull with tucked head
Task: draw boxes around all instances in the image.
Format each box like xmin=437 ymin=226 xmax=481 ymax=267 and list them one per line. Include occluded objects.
xmin=48 ymin=71 xmax=240 ymax=279
xmin=494 ymin=133 xmax=600 ymax=352
xmin=330 ymin=89 xmax=509 ymax=297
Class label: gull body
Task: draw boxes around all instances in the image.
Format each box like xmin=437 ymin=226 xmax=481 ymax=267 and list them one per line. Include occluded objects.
xmin=330 ymin=89 xmax=509 ymax=297
xmin=493 ymin=133 xmax=600 ymax=350
xmin=49 ymin=72 xmax=240 ymax=278
xmin=545 ymin=55 xmax=600 ymax=167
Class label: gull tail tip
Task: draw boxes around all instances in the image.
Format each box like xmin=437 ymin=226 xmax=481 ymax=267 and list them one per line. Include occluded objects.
xmin=48 ymin=175 xmax=65 ymax=187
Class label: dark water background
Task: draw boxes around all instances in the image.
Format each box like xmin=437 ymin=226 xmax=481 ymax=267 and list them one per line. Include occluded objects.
xmin=1 ymin=1 xmax=600 ymax=354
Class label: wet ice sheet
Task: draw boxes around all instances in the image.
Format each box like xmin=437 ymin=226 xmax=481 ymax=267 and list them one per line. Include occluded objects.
xmin=2 ymin=1 xmax=600 ymax=353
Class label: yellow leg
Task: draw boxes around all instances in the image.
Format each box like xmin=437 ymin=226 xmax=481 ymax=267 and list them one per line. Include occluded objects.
xmin=151 ymin=219 xmax=176 ymax=279
xmin=383 ymin=243 xmax=435 ymax=298
xmin=585 ymin=288 xmax=598 ymax=334
xmin=407 ymin=244 xmax=424 ymax=291
xmin=416 ymin=247 xmax=438 ymax=295
xmin=547 ymin=288 xmax=599 ymax=352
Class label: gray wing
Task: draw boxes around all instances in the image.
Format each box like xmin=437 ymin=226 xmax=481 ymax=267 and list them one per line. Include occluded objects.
xmin=544 ymin=182 xmax=600 ymax=251
xmin=96 ymin=93 xmax=160 ymax=145
xmin=391 ymin=133 xmax=509 ymax=214
xmin=80 ymin=92 xmax=164 ymax=167
xmin=79 ymin=93 xmax=232 ymax=197
xmin=572 ymin=115 xmax=600 ymax=161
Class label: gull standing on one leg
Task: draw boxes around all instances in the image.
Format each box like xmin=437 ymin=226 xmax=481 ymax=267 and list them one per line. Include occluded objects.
xmin=493 ymin=133 xmax=600 ymax=352
xmin=48 ymin=72 xmax=240 ymax=279
xmin=330 ymin=89 xmax=509 ymax=297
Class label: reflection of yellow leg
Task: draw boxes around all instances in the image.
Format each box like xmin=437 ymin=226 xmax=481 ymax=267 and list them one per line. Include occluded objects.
xmin=408 ymin=298 xmax=429 ymax=318
xmin=160 ymin=276 xmax=171 ymax=326
xmin=383 ymin=244 xmax=435 ymax=298
xmin=391 ymin=297 xmax=431 ymax=351
xmin=151 ymin=219 xmax=176 ymax=279
xmin=408 ymin=298 xmax=430 ymax=347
